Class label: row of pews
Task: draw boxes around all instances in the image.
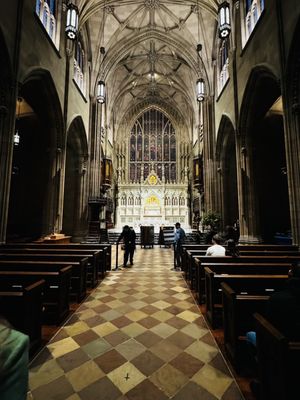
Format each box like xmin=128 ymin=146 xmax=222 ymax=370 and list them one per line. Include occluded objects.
xmin=181 ymin=243 xmax=300 ymax=400
xmin=0 ymin=243 xmax=111 ymax=355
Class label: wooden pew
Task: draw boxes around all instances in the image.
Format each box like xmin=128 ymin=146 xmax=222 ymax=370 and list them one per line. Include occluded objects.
xmin=0 ymin=265 xmax=72 ymax=324
xmin=0 ymin=254 xmax=88 ymax=302
xmin=0 ymin=278 xmax=45 ymax=353
xmin=197 ymin=262 xmax=292 ymax=303
xmin=221 ymin=282 xmax=269 ymax=370
xmin=1 ymin=243 xmax=112 ymax=272
xmin=182 ymin=245 xmax=299 ymax=281
xmin=190 ymin=252 xmax=300 ymax=282
xmin=0 ymin=248 xmax=102 ymax=287
xmin=254 ymin=313 xmax=300 ymax=400
xmin=204 ymin=267 xmax=287 ymax=328
xmin=193 ymin=255 xmax=300 ymax=303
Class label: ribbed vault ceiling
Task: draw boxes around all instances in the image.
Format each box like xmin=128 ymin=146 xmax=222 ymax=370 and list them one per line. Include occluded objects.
xmin=78 ymin=0 xmax=219 ymax=141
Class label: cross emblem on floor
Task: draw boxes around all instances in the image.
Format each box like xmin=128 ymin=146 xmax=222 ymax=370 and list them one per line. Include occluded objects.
xmin=124 ymin=373 xmax=130 ymax=381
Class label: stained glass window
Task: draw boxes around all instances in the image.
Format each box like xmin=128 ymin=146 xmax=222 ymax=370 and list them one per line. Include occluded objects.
xmin=129 ymin=109 xmax=176 ymax=182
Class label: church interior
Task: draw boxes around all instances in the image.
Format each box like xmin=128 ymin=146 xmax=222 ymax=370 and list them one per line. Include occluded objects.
xmin=0 ymin=1 xmax=300 ymax=399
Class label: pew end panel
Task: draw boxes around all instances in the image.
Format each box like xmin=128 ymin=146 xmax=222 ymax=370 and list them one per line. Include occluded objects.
xmin=254 ymin=313 xmax=300 ymax=400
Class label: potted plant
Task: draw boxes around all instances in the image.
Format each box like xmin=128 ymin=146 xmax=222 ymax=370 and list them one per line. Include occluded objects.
xmin=201 ymin=210 xmax=222 ymax=232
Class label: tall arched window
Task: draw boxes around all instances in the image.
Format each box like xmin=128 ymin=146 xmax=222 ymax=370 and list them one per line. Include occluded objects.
xmin=243 ymin=0 xmax=264 ymax=44
xmin=36 ymin=0 xmax=59 ymax=46
xmin=74 ymin=39 xmax=86 ymax=94
xmin=218 ymin=38 xmax=229 ymax=95
xmin=129 ymin=109 xmax=177 ymax=183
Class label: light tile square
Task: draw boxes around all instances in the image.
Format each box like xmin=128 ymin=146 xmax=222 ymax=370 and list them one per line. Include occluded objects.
xmin=150 ymin=322 xmax=177 ymax=338
xmin=191 ymin=364 xmax=233 ymax=399
xmin=185 ymin=340 xmax=219 ymax=364
xmin=107 ymin=362 xmax=146 ymax=394
xmin=47 ymin=337 xmax=80 ymax=359
xmin=92 ymin=321 xmax=119 ymax=337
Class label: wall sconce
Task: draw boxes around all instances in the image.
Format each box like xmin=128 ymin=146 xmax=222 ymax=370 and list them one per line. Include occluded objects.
xmin=218 ymin=1 xmax=231 ymax=39
xmin=97 ymin=80 xmax=106 ymax=104
xmin=65 ymin=1 xmax=79 ymax=40
xmin=14 ymin=97 xmax=22 ymax=146
xmin=196 ymin=78 xmax=205 ymax=102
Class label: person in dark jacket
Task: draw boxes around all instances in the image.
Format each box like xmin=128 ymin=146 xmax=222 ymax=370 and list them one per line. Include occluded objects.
xmin=117 ymin=225 xmax=136 ymax=267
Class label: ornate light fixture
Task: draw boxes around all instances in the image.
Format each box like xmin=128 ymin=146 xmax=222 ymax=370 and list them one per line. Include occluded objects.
xmin=97 ymin=81 xmax=106 ymax=104
xmin=218 ymin=1 xmax=231 ymax=39
xmin=14 ymin=97 xmax=22 ymax=146
xmin=196 ymin=78 xmax=205 ymax=102
xmin=65 ymin=1 xmax=79 ymax=40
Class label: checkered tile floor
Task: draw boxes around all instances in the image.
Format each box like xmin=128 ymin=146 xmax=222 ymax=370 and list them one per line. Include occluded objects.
xmin=28 ymin=246 xmax=244 ymax=400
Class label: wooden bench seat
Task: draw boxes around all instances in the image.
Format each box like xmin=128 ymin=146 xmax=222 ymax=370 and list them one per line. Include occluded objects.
xmin=0 ymin=278 xmax=45 ymax=353
xmin=221 ymin=282 xmax=269 ymax=370
xmin=0 ymin=248 xmax=103 ymax=288
xmin=0 ymin=254 xmax=88 ymax=302
xmin=197 ymin=262 xmax=292 ymax=303
xmin=254 ymin=313 xmax=300 ymax=400
xmin=204 ymin=267 xmax=287 ymax=328
xmin=2 ymin=243 xmax=112 ymax=271
xmin=0 ymin=265 xmax=72 ymax=324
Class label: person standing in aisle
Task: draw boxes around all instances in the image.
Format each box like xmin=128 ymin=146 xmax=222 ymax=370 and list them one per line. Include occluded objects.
xmin=117 ymin=225 xmax=136 ymax=267
xmin=172 ymin=222 xmax=186 ymax=270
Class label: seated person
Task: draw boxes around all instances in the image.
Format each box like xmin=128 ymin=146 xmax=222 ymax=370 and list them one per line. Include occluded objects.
xmin=205 ymin=234 xmax=226 ymax=256
xmin=0 ymin=317 xmax=29 ymax=400
xmin=225 ymin=239 xmax=240 ymax=257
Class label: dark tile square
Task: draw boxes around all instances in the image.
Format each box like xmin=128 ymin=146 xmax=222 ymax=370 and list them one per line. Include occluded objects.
xmin=56 ymin=348 xmax=90 ymax=372
xmin=140 ymin=305 xmax=160 ymax=315
xmin=94 ymin=349 xmax=127 ymax=374
xmin=105 ymin=331 xmax=131 ymax=347
xmin=73 ymin=329 xmax=99 ymax=346
xmin=93 ymin=303 xmax=111 ymax=313
xmin=49 ymin=328 xmax=69 ymax=343
xmin=126 ymin=379 xmax=168 ymax=400
xmin=165 ymin=305 xmax=185 ymax=314
xmin=167 ymin=331 xmax=195 ymax=349
xmin=172 ymin=381 xmax=218 ymax=400
xmin=84 ymin=315 xmax=106 ymax=328
xmin=166 ymin=316 xmax=189 ymax=329
xmin=79 ymin=377 xmax=122 ymax=400
xmin=135 ymin=331 xmax=163 ymax=348
xmin=31 ymin=376 xmax=74 ymax=400
xmin=138 ymin=316 xmax=160 ymax=329
xmin=112 ymin=316 xmax=132 ymax=328
xmin=222 ymin=382 xmax=244 ymax=400
xmin=209 ymin=353 xmax=230 ymax=376
xmin=100 ymin=295 xmax=116 ymax=303
xmin=169 ymin=352 xmax=204 ymax=378
xmin=29 ymin=348 xmax=53 ymax=368
xmin=142 ymin=296 xmax=159 ymax=304
xmin=131 ymin=350 xmax=165 ymax=376
xmin=201 ymin=332 xmax=217 ymax=347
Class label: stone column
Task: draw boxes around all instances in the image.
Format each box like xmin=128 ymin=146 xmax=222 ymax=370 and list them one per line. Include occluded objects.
xmin=236 ymin=132 xmax=261 ymax=243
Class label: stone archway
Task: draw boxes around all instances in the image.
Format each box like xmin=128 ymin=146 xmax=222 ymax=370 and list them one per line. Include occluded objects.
xmin=239 ymin=67 xmax=290 ymax=243
xmin=6 ymin=69 xmax=63 ymax=240
xmin=63 ymin=116 xmax=88 ymax=241
xmin=216 ymin=115 xmax=238 ymax=229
